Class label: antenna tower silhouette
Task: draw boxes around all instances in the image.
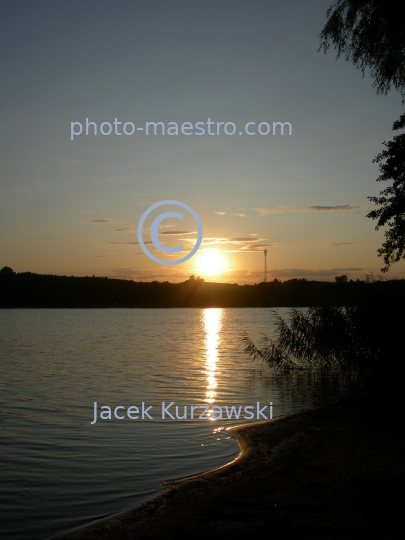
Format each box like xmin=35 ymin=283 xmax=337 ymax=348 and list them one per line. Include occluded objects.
xmin=263 ymin=249 xmax=268 ymax=283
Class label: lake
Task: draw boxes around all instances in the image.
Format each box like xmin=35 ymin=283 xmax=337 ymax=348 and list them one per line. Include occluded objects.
xmin=0 ymin=308 xmax=354 ymax=539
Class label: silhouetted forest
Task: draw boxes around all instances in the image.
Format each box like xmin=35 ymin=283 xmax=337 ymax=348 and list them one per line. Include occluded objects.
xmin=1 ymin=269 xmax=404 ymax=308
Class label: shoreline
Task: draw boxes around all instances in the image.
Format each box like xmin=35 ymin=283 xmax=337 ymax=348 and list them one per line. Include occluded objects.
xmin=49 ymin=390 xmax=405 ymax=539
xmin=47 ymin=423 xmax=248 ymax=540
xmin=47 ymin=413 xmax=258 ymax=540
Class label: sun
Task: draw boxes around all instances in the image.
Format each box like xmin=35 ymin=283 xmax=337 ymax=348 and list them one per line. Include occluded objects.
xmin=196 ymin=250 xmax=228 ymax=277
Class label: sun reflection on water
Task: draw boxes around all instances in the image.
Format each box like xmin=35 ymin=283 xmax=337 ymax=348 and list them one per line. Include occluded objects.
xmin=203 ymin=308 xmax=222 ymax=420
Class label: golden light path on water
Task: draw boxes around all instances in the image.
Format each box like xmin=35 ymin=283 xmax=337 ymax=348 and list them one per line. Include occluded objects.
xmin=203 ymin=308 xmax=222 ymax=420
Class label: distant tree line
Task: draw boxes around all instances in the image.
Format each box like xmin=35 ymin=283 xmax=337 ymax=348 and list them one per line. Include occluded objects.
xmin=1 ymin=268 xmax=404 ymax=308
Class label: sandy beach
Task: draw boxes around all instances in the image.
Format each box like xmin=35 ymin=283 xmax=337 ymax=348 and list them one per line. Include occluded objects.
xmin=51 ymin=388 xmax=405 ymax=540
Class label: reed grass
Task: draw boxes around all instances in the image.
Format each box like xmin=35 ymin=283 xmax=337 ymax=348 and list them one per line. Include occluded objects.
xmin=241 ymin=306 xmax=383 ymax=376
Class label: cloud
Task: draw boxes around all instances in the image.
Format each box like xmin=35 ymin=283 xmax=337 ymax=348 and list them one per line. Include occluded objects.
xmin=113 ymin=227 xmax=137 ymax=232
xmin=331 ymin=242 xmax=353 ymax=247
xmin=333 ymin=267 xmax=363 ymax=272
xmin=219 ymin=267 xmax=364 ymax=284
xmin=241 ymin=244 xmax=280 ymax=252
xmin=108 ymin=267 xmax=191 ymax=282
xmin=308 ymin=205 xmax=359 ymax=211
xmin=254 ymin=205 xmax=360 ymax=216
xmin=268 ymin=267 xmax=363 ymax=278
xmin=254 ymin=206 xmax=293 ymax=215
xmin=202 ymin=237 xmax=237 ymax=245
xmin=160 ymin=230 xmax=196 ymax=235
xmin=105 ymin=241 xmax=153 ymax=246
xmin=214 ymin=210 xmax=245 ymax=217
xmin=105 ymin=266 xmax=368 ymax=285
xmin=197 ymin=236 xmax=277 ymax=253
xmin=202 ymin=237 xmax=266 ymax=246
xmin=254 ymin=206 xmax=298 ymax=215
xmin=88 ymin=219 xmax=113 ymax=224
xmin=229 ymin=237 xmax=263 ymax=242
xmin=219 ymin=267 xmax=366 ymax=284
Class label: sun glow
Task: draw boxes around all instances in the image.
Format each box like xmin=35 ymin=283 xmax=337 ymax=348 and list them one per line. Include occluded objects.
xmin=196 ymin=250 xmax=228 ymax=277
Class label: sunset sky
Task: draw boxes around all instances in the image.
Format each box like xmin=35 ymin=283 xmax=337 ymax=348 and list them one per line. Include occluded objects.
xmin=1 ymin=0 xmax=404 ymax=283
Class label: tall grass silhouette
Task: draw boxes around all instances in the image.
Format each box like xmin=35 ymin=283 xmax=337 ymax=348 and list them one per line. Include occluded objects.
xmin=242 ymin=304 xmax=396 ymax=377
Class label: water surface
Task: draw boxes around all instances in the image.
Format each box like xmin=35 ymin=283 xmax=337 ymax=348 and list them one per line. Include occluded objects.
xmin=0 ymin=308 xmax=353 ymax=539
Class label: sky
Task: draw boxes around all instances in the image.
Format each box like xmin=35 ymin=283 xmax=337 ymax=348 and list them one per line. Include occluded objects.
xmin=1 ymin=0 xmax=404 ymax=284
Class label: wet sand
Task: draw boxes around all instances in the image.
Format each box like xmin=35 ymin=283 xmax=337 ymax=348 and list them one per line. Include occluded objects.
xmin=52 ymin=389 xmax=405 ymax=539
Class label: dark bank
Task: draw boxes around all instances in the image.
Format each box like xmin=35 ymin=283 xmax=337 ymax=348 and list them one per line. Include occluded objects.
xmin=52 ymin=389 xmax=405 ymax=540
xmin=1 ymin=268 xmax=404 ymax=308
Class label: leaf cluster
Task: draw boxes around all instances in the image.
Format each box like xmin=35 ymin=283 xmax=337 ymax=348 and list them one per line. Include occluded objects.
xmin=367 ymin=114 xmax=405 ymax=271
xmin=319 ymin=0 xmax=405 ymax=99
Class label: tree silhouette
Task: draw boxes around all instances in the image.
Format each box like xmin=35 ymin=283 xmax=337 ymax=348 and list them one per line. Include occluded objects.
xmin=335 ymin=274 xmax=348 ymax=282
xmin=319 ymin=0 xmax=405 ymax=98
xmin=0 ymin=266 xmax=14 ymax=274
xmin=320 ymin=1 xmax=405 ymax=270
xmin=367 ymin=114 xmax=405 ymax=271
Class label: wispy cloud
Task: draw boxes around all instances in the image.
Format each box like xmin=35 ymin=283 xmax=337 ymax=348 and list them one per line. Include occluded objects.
xmin=220 ymin=267 xmax=364 ymax=284
xmin=105 ymin=241 xmax=153 ymax=246
xmin=108 ymin=267 xmax=191 ymax=282
xmin=214 ymin=210 xmax=246 ymax=217
xmin=254 ymin=205 xmax=360 ymax=216
xmin=241 ymin=244 xmax=279 ymax=251
xmin=202 ymin=237 xmax=266 ymax=246
xmin=113 ymin=227 xmax=137 ymax=232
xmin=331 ymin=242 xmax=353 ymax=247
xmin=160 ymin=230 xmax=196 ymax=235
xmin=268 ymin=267 xmax=362 ymax=278
xmin=106 ymin=266 xmax=367 ymax=285
xmin=253 ymin=206 xmax=299 ymax=216
xmin=198 ymin=236 xmax=278 ymax=252
xmin=230 ymin=237 xmax=263 ymax=242
xmin=88 ymin=219 xmax=113 ymax=224
xmin=309 ymin=205 xmax=359 ymax=211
